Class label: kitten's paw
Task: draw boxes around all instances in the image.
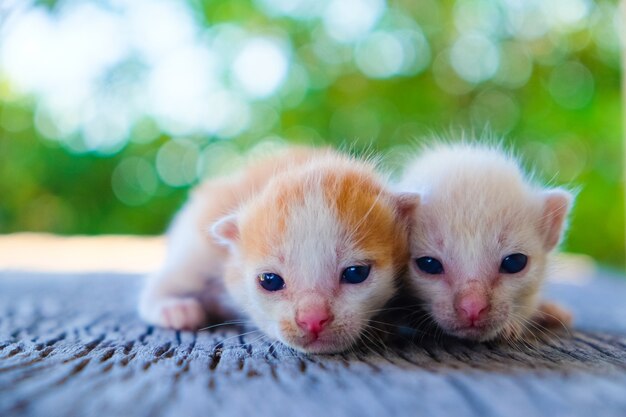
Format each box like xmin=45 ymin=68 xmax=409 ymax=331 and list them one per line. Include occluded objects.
xmin=141 ymin=297 xmax=206 ymax=330
xmin=535 ymin=301 xmax=573 ymax=330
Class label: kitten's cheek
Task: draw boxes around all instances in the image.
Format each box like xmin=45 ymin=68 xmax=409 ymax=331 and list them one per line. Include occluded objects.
xmin=266 ymin=323 xmax=279 ymax=341
xmin=274 ymin=320 xmax=290 ymax=342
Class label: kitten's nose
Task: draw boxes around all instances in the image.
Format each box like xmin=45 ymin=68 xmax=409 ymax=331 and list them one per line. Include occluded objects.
xmin=456 ymin=294 xmax=490 ymax=325
xmin=296 ymin=308 xmax=332 ymax=337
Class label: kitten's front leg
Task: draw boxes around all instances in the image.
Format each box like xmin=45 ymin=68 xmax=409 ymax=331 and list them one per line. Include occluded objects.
xmin=138 ymin=196 xmax=231 ymax=330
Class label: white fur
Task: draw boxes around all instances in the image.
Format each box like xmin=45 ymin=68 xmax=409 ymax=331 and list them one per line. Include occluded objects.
xmin=397 ymin=143 xmax=573 ymax=341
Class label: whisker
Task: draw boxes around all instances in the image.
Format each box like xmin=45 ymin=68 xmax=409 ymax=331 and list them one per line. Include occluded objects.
xmin=198 ymin=319 xmax=254 ymax=331
xmin=218 ymin=329 xmax=264 ymax=346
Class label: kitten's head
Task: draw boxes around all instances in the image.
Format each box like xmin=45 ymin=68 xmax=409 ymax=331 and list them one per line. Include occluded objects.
xmin=213 ymin=158 xmax=415 ymax=353
xmin=404 ymin=146 xmax=573 ymax=341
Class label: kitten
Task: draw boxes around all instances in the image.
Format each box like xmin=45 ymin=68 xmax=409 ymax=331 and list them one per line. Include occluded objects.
xmin=397 ymin=143 xmax=573 ymax=342
xmin=139 ymin=146 xmax=416 ymax=353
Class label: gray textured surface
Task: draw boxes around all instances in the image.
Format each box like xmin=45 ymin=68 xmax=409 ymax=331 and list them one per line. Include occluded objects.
xmin=1 ymin=270 xmax=626 ymax=417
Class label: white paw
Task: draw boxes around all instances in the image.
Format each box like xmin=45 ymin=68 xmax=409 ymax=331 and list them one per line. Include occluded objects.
xmin=141 ymin=297 xmax=206 ymax=330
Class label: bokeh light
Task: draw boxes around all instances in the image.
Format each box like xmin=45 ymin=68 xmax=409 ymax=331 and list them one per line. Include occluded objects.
xmin=548 ymin=61 xmax=595 ymax=109
xmin=451 ymin=33 xmax=500 ymax=84
xmin=233 ymin=37 xmax=290 ymax=98
xmin=323 ymin=0 xmax=385 ymax=43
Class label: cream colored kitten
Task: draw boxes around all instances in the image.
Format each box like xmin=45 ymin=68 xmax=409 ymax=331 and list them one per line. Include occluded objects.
xmin=397 ymin=143 xmax=573 ymax=342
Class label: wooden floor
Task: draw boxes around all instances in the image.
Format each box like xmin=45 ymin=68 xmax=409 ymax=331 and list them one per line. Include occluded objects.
xmin=1 ymin=270 xmax=626 ymax=417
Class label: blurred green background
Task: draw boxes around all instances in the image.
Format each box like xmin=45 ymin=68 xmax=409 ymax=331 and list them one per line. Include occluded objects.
xmin=0 ymin=0 xmax=623 ymax=266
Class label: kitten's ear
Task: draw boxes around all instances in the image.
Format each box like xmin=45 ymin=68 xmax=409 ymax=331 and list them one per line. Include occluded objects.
xmin=210 ymin=214 xmax=240 ymax=247
xmin=540 ymin=189 xmax=573 ymax=251
xmin=395 ymin=192 xmax=420 ymax=225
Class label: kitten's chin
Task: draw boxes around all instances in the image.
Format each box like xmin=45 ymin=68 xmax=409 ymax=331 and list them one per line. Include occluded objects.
xmin=300 ymin=339 xmax=352 ymax=354
xmin=281 ymin=332 xmax=357 ymax=354
xmin=442 ymin=321 xmax=504 ymax=342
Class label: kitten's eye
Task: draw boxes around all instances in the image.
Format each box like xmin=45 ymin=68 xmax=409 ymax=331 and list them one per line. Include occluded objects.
xmin=341 ymin=265 xmax=371 ymax=284
xmin=415 ymin=257 xmax=444 ymax=275
xmin=258 ymin=273 xmax=285 ymax=291
xmin=500 ymin=253 xmax=528 ymax=274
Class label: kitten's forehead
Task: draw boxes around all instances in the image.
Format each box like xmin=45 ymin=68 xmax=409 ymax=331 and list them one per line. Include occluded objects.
xmin=442 ymin=193 xmax=529 ymax=231
xmin=416 ymin=173 xmax=541 ymax=267
xmin=240 ymin=165 xmax=404 ymax=283
xmin=282 ymin=187 xmax=342 ymax=279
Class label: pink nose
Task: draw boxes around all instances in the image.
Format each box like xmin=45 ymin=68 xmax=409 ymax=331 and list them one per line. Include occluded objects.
xmin=296 ymin=309 xmax=332 ymax=336
xmin=456 ymin=295 xmax=489 ymax=325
